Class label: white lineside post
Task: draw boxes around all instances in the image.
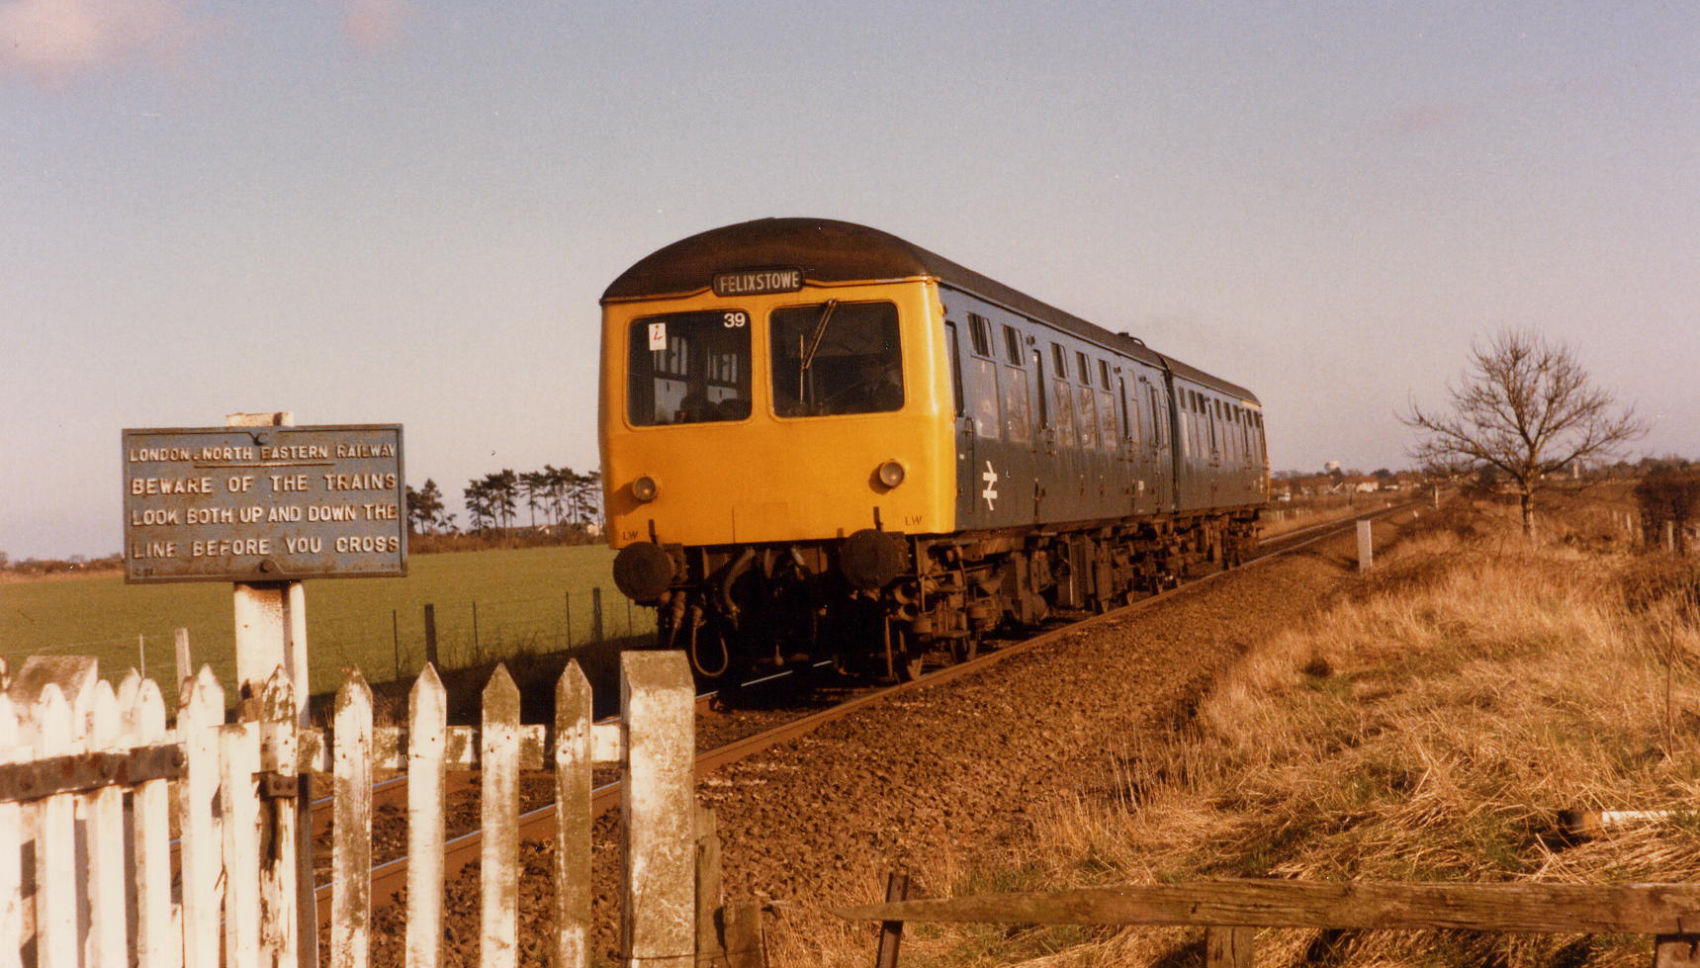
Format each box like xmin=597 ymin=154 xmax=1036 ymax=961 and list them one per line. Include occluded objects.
xmin=620 ymin=650 xmax=697 ymax=968
xmin=1357 ymin=519 xmax=1373 ymax=574
xmin=227 ymin=410 xmax=319 ymax=968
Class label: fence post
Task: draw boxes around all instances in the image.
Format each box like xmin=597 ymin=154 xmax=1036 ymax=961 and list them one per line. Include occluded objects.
xmin=1206 ymin=926 xmax=1255 ymax=968
xmin=472 ymin=602 xmax=481 ymax=660
xmin=406 ymin=665 xmax=447 ymax=968
xmin=620 ymin=651 xmax=695 ymax=968
xmin=593 ymin=588 xmax=605 ymax=645
xmin=481 ymin=666 xmax=520 ymax=968
xmin=874 ymin=873 xmax=912 ymax=968
xmin=174 ymin=628 xmax=191 ymax=690
xmin=555 ymin=662 xmax=593 ymax=968
xmin=1357 ymin=520 xmax=1373 ymax=573
xmin=332 ymin=670 xmax=373 ymax=968
xmin=565 ymin=591 xmax=574 ymax=648
xmin=696 ymin=807 xmax=726 ymax=967
xmin=423 ymin=604 xmax=439 ymax=668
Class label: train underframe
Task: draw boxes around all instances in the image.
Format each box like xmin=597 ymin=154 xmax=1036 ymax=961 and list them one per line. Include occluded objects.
xmin=626 ymin=510 xmax=1261 ymax=682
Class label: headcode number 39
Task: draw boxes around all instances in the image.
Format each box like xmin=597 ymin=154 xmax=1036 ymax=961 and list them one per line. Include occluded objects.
xmin=722 ymin=311 xmax=748 ymax=328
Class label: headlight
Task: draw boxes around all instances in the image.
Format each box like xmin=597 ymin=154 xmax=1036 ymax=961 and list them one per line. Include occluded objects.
xmin=877 ymin=460 xmax=905 ymax=489
xmin=631 ymin=476 xmax=659 ymax=502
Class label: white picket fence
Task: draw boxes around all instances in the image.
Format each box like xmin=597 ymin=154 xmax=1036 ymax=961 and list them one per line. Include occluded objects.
xmin=0 ymin=650 xmax=745 ymax=968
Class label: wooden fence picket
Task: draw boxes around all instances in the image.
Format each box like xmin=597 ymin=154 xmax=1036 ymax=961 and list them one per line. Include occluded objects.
xmin=178 ymin=667 xmax=224 ymax=968
xmin=124 ymin=678 xmax=176 ymax=968
xmin=87 ymin=681 xmax=130 ymax=968
xmin=258 ymin=668 xmax=300 ymax=968
xmin=480 ymin=666 xmax=521 ymax=968
xmin=404 ymin=665 xmax=446 ymax=968
xmin=222 ymin=720 xmax=264 ymax=968
xmin=332 ymin=670 xmax=373 ymax=968
xmin=0 ymin=695 xmax=21 ymax=968
xmin=554 ymin=662 xmax=592 ymax=968
xmin=33 ymin=686 xmax=76 ymax=968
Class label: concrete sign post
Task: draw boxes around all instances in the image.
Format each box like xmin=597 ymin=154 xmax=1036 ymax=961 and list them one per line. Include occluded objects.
xmin=122 ymin=413 xmax=406 ymax=968
xmin=1357 ymin=519 xmax=1374 ymax=573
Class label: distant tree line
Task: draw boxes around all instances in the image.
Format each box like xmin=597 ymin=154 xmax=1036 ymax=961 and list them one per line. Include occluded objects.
xmin=404 ymin=465 xmax=602 ymax=535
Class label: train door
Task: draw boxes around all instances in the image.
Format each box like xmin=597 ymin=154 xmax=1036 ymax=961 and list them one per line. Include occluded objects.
xmin=945 ymin=320 xmax=976 ymax=528
xmin=1031 ymin=346 xmax=1053 ymax=523
xmin=1133 ymin=367 xmax=1172 ymax=513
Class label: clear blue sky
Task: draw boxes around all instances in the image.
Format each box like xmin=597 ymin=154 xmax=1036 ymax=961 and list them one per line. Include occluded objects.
xmin=3 ymin=0 xmax=1696 ymax=558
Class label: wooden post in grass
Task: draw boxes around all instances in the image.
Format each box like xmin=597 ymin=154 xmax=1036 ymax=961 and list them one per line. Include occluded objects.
xmin=1357 ymin=520 xmax=1373 ymax=573
xmin=424 ymin=603 xmax=439 ymax=667
xmin=592 ymin=588 xmax=605 ymax=644
xmin=174 ymin=627 xmax=191 ymax=689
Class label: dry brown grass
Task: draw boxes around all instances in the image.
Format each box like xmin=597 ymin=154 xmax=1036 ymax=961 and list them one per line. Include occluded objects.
xmin=869 ymin=501 xmax=1700 ymax=968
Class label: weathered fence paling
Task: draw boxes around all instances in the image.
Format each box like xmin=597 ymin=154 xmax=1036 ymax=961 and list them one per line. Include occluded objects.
xmin=1 ymin=650 xmax=745 ymax=968
xmin=840 ymin=879 xmax=1700 ymax=967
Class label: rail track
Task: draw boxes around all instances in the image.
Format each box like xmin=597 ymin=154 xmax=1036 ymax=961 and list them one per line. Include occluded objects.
xmin=304 ymin=499 xmax=1422 ymax=923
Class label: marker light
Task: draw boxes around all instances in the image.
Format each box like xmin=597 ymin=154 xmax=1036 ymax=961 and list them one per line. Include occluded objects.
xmin=631 ymin=476 xmax=659 ymax=503
xmin=877 ymin=460 xmax=906 ymax=489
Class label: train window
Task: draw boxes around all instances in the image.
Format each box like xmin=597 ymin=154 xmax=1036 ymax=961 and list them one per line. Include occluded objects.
xmin=1098 ymin=359 xmax=1111 ymax=390
xmin=945 ymin=321 xmax=964 ymax=416
xmin=1033 ymin=349 xmax=1050 ymax=428
xmin=968 ymin=313 xmax=994 ymax=357
xmin=1002 ymin=325 xmax=1024 ymax=366
xmin=1146 ymin=386 xmax=1163 ymax=447
xmin=1075 ymin=351 xmax=1089 ymax=385
xmin=1001 ymin=366 xmax=1032 ymax=443
xmin=1051 ymin=343 xmax=1067 ymax=378
xmin=627 ymin=310 xmax=752 ymax=426
xmin=1077 ymin=385 xmax=1098 ymax=449
xmin=1052 ymin=378 xmax=1077 ymax=447
xmin=1098 ymin=389 xmax=1117 ymax=451
xmin=969 ymin=358 xmax=1001 ymax=438
xmin=770 ymin=300 xmax=903 ymax=417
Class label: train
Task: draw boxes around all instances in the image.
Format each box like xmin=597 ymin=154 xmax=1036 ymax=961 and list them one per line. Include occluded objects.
xmin=599 ymin=218 xmax=1268 ymax=681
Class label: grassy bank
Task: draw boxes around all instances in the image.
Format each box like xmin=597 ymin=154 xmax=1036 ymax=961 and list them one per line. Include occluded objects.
xmin=890 ymin=499 xmax=1700 ymax=967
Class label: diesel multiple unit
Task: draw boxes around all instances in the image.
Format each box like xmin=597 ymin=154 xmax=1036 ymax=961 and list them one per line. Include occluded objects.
xmin=601 ymin=218 xmax=1267 ymax=680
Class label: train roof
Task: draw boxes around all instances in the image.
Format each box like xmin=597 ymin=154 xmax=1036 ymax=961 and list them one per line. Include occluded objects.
xmin=602 ymin=217 xmax=1261 ymax=405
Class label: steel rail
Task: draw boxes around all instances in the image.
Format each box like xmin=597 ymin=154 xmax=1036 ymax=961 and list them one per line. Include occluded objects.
xmin=313 ymin=498 xmax=1426 ymax=923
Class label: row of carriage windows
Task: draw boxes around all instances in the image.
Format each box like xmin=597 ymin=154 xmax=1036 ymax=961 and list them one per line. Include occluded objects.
xmin=625 ymin=300 xmax=1267 ymax=467
xmin=958 ymin=312 xmax=1264 ymax=465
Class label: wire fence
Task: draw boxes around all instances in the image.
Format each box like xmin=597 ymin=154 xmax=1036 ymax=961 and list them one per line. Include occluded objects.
xmin=0 ymin=586 xmax=655 ymax=708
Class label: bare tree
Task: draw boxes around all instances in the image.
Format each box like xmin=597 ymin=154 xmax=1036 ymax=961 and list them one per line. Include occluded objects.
xmin=1403 ymin=329 xmax=1646 ymax=535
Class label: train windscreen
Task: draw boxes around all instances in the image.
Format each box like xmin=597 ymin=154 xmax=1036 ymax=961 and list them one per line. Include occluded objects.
xmin=770 ymin=301 xmax=903 ymax=417
xmin=627 ymin=310 xmax=752 ymax=426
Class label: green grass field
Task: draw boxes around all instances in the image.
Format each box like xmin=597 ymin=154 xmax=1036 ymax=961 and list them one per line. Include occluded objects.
xmin=0 ymin=545 xmax=652 ymax=705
